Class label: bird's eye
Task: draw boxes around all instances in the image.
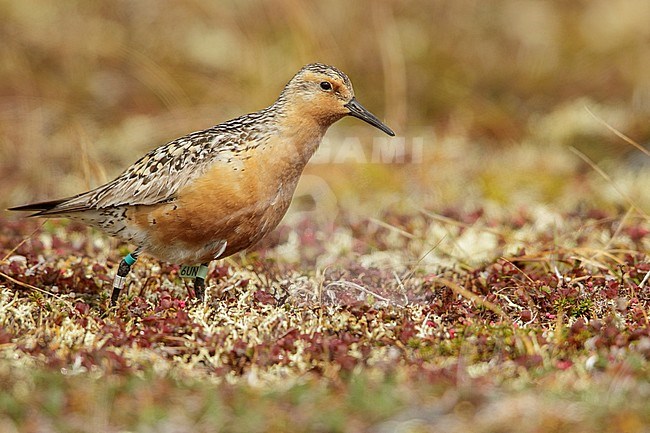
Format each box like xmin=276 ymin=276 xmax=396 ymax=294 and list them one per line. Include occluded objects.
xmin=320 ymin=81 xmax=332 ymax=91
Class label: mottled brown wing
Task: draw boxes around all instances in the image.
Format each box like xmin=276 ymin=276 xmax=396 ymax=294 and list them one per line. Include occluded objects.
xmin=37 ymin=129 xmax=242 ymax=215
xmin=14 ymin=107 xmax=278 ymax=216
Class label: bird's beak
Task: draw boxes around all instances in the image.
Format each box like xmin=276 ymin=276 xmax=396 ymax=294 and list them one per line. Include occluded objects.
xmin=344 ymin=98 xmax=395 ymax=136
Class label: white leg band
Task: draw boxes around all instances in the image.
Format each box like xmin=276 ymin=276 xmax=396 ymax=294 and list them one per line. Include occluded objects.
xmin=113 ymin=275 xmax=126 ymax=290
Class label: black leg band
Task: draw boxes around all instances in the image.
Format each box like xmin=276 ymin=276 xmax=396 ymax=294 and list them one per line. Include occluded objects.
xmin=194 ymin=263 xmax=210 ymax=300
xmin=110 ymin=250 xmax=139 ymax=306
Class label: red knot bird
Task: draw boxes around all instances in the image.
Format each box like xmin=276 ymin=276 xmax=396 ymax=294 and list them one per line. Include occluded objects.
xmin=10 ymin=63 xmax=395 ymax=306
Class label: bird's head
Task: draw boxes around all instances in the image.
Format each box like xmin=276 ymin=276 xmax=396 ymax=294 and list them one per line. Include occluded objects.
xmin=279 ymin=63 xmax=395 ymax=136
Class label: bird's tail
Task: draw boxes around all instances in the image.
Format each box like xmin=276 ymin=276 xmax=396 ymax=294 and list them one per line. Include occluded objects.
xmin=8 ymin=198 xmax=72 ymax=217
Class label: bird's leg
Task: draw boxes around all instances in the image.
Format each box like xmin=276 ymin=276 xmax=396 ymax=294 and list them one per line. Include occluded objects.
xmin=194 ymin=262 xmax=210 ymax=301
xmin=110 ymin=248 xmax=141 ymax=306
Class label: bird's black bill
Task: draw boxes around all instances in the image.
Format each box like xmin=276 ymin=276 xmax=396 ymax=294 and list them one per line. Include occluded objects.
xmin=345 ymin=98 xmax=395 ymax=136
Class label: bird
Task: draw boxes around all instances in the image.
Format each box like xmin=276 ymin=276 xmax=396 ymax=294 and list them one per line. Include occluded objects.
xmin=9 ymin=63 xmax=395 ymax=306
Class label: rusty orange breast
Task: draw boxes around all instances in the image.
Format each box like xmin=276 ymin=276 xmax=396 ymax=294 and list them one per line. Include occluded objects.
xmin=129 ymin=125 xmax=325 ymax=262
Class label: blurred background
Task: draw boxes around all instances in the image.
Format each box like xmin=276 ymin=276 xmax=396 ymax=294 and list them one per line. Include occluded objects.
xmin=2 ymin=0 xmax=650 ymax=220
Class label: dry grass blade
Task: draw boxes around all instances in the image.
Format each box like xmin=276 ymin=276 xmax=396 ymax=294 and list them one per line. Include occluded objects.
xmin=0 ymin=270 xmax=73 ymax=306
xmin=499 ymin=257 xmax=535 ymax=284
xmin=432 ymin=276 xmax=541 ymax=356
xmin=324 ymin=280 xmax=402 ymax=307
xmin=418 ymin=207 xmax=527 ymax=243
xmin=400 ymin=234 xmax=447 ymax=284
xmin=368 ymin=217 xmax=417 ymax=239
xmin=432 ymin=276 xmax=507 ymax=321
xmin=569 ymin=146 xmax=650 ymax=220
xmin=590 ymin=206 xmax=634 ymax=261
xmin=639 ymin=270 xmax=650 ymax=290
xmin=1 ymin=221 xmax=46 ymax=263
xmin=584 ymin=105 xmax=650 ymax=157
